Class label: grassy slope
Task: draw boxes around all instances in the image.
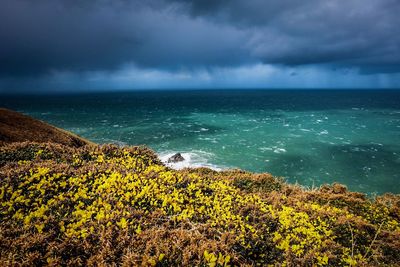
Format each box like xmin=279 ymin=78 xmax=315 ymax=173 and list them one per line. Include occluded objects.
xmin=0 ymin=108 xmax=94 ymax=147
xmin=1 ymin=142 xmax=399 ymax=266
xmin=0 ymin=110 xmax=399 ymax=266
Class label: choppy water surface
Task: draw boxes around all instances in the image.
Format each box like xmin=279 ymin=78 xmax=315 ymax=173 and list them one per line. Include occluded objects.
xmin=2 ymin=90 xmax=400 ymax=195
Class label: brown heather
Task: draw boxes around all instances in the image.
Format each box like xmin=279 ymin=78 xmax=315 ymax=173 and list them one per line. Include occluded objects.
xmin=0 ymin=141 xmax=399 ymax=266
xmin=0 ymin=108 xmax=93 ymax=147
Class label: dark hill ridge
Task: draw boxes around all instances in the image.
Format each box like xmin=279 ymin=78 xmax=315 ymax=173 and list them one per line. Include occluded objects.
xmin=0 ymin=108 xmax=92 ymax=147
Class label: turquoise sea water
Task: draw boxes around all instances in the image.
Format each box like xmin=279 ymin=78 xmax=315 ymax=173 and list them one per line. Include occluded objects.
xmin=2 ymin=90 xmax=400 ymax=195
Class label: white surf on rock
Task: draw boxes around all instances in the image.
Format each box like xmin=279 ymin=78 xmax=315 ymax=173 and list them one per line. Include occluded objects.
xmin=158 ymin=150 xmax=225 ymax=171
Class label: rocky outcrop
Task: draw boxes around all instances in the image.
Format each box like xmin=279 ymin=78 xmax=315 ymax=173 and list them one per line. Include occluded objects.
xmin=167 ymin=152 xmax=185 ymax=163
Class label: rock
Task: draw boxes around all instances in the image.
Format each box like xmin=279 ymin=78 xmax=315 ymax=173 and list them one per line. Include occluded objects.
xmin=168 ymin=153 xmax=185 ymax=163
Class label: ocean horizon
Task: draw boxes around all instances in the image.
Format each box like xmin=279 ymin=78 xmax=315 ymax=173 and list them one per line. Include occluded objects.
xmin=2 ymin=89 xmax=400 ymax=195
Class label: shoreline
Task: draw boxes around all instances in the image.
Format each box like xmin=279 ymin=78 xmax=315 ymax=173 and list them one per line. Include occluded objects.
xmin=3 ymin=89 xmax=400 ymax=196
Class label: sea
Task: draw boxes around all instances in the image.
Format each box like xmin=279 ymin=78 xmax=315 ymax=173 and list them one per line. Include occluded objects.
xmin=2 ymin=89 xmax=400 ymax=195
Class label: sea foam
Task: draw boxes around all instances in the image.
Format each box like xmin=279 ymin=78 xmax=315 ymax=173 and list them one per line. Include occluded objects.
xmin=158 ymin=150 xmax=224 ymax=171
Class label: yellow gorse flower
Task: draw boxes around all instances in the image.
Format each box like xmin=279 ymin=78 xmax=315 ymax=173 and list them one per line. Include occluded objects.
xmin=1 ymin=143 xmax=399 ymax=266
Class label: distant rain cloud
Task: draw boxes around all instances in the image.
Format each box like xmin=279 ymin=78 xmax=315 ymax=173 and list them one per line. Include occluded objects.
xmin=0 ymin=0 xmax=399 ymax=91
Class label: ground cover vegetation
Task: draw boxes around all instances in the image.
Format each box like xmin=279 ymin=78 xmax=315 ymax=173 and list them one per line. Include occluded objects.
xmin=1 ymin=142 xmax=400 ymax=266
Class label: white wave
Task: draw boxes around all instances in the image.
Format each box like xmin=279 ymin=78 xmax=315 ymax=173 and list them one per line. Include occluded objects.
xmin=273 ymin=148 xmax=287 ymax=153
xmin=198 ymin=137 xmax=218 ymax=143
xmin=158 ymin=150 xmax=224 ymax=171
xmin=259 ymin=147 xmax=273 ymax=152
xmin=370 ymin=142 xmax=383 ymax=146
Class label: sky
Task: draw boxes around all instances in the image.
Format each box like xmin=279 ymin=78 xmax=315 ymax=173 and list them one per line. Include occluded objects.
xmin=0 ymin=0 xmax=400 ymax=93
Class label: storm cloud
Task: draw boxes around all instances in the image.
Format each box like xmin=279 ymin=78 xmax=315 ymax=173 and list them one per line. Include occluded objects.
xmin=0 ymin=0 xmax=250 ymax=76
xmin=173 ymin=0 xmax=400 ymax=71
xmin=0 ymin=0 xmax=399 ymax=89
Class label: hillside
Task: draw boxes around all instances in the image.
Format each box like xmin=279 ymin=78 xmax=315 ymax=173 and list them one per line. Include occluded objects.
xmin=1 ymin=142 xmax=400 ymax=266
xmin=0 ymin=110 xmax=399 ymax=266
xmin=0 ymin=108 xmax=92 ymax=147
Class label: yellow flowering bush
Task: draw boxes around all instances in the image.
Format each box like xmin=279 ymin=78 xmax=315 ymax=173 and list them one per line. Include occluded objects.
xmin=1 ymin=142 xmax=400 ymax=266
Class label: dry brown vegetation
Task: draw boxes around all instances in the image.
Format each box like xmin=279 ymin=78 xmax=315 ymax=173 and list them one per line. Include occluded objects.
xmin=1 ymin=142 xmax=400 ymax=266
xmin=0 ymin=108 xmax=93 ymax=147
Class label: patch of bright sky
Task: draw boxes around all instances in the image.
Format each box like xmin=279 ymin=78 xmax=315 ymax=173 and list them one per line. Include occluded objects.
xmin=69 ymin=63 xmax=400 ymax=90
xmin=2 ymin=63 xmax=399 ymax=93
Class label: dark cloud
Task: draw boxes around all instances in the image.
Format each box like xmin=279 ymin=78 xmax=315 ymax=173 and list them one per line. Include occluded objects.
xmin=0 ymin=0 xmax=250 ymax=77
xmin=174 ymin=0 xmax=400 ymax=72
xmin=0 ymin=0 xmax=141 ymax=76
xmin=0 ymin=0 xmax=399 ymax=78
